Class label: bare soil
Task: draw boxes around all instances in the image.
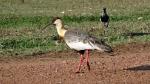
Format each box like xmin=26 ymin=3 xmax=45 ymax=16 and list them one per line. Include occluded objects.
xmin=0 ymin=42 xmax=150 ymax=84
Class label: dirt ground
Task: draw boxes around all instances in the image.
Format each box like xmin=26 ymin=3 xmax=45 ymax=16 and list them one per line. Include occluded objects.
xmin=0 ymin=42 xmax=150 ymax=84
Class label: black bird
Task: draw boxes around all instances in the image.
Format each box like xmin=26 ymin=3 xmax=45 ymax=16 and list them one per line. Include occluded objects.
xmin=100 ymin=8 xmax=109 ymax=28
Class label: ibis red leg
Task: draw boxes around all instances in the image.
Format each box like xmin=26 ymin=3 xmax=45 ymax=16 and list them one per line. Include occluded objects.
xmin=76 ymin=54 xmax=84 ymax=73
xmin=86 ymin=49 xmax=90 ymax=71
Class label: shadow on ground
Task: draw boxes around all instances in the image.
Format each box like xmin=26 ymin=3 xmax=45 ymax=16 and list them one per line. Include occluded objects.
xmin=125 ymin=65 xmax=150 ymax=71
xmin=122 ymin=32 xmax=150 ymax=37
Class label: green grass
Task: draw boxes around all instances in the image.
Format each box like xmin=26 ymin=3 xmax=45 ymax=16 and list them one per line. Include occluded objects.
xmin=0 ymin=0 xmax=150 ymax=57
xmin=1 ymin=14 xmax=150 ymax=28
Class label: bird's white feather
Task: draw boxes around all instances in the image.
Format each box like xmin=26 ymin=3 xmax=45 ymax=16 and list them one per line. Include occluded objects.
xmin=65 ymin=41 xmax=95 ymax=50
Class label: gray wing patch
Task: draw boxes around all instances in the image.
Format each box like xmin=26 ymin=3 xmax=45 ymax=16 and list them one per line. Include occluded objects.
xmin=64 ymin=29 xmax=90 ymax=43
xmin=87 ymin=35 xmax=105 ymax=47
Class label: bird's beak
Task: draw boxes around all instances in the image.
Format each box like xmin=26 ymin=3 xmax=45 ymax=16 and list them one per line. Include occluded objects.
xmin=41 ymin=23 xmax=52 ymax=30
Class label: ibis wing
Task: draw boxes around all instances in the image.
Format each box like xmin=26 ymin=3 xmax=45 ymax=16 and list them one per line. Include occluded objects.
xmin=64 ymin=29 xmax=112 ymax=52
xmin=64 ymin=29 xmax=95 ymax=50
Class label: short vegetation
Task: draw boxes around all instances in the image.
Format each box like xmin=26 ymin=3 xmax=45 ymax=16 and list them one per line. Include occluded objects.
xmin=0 ymin=0 xmax=150 ymax=57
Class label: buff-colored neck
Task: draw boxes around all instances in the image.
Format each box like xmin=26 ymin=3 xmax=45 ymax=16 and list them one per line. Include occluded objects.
xmin=55 ymin=23 xmax=67 ymax=38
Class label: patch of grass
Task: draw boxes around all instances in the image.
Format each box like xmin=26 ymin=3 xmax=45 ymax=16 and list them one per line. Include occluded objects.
xmin=0 ymin=15 xmax=150 ymax=57
xmin=1 ymin=13 xmax=150 ymax=28
xmin=0 ymin=37 xmax=51 ymax=49
xmin=0 ymin=0 xmax=150 ymax=57
xmin=0 ymin=15 xmax=51 ymax=28
xmin=0 ymin=36 xmax=67 ymax=57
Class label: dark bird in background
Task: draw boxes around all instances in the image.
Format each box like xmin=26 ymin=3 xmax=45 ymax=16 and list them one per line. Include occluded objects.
xmin=100 ymin=8 xmax=109 ymax=28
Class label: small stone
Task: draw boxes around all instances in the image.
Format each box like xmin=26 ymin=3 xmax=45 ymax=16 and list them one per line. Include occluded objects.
xmin=60 ymin=11 xmax=65 ymax=14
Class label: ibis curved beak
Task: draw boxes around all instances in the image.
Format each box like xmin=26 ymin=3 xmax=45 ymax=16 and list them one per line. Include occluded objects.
xmin=41 ymin=23 xmax=52 ymax=30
